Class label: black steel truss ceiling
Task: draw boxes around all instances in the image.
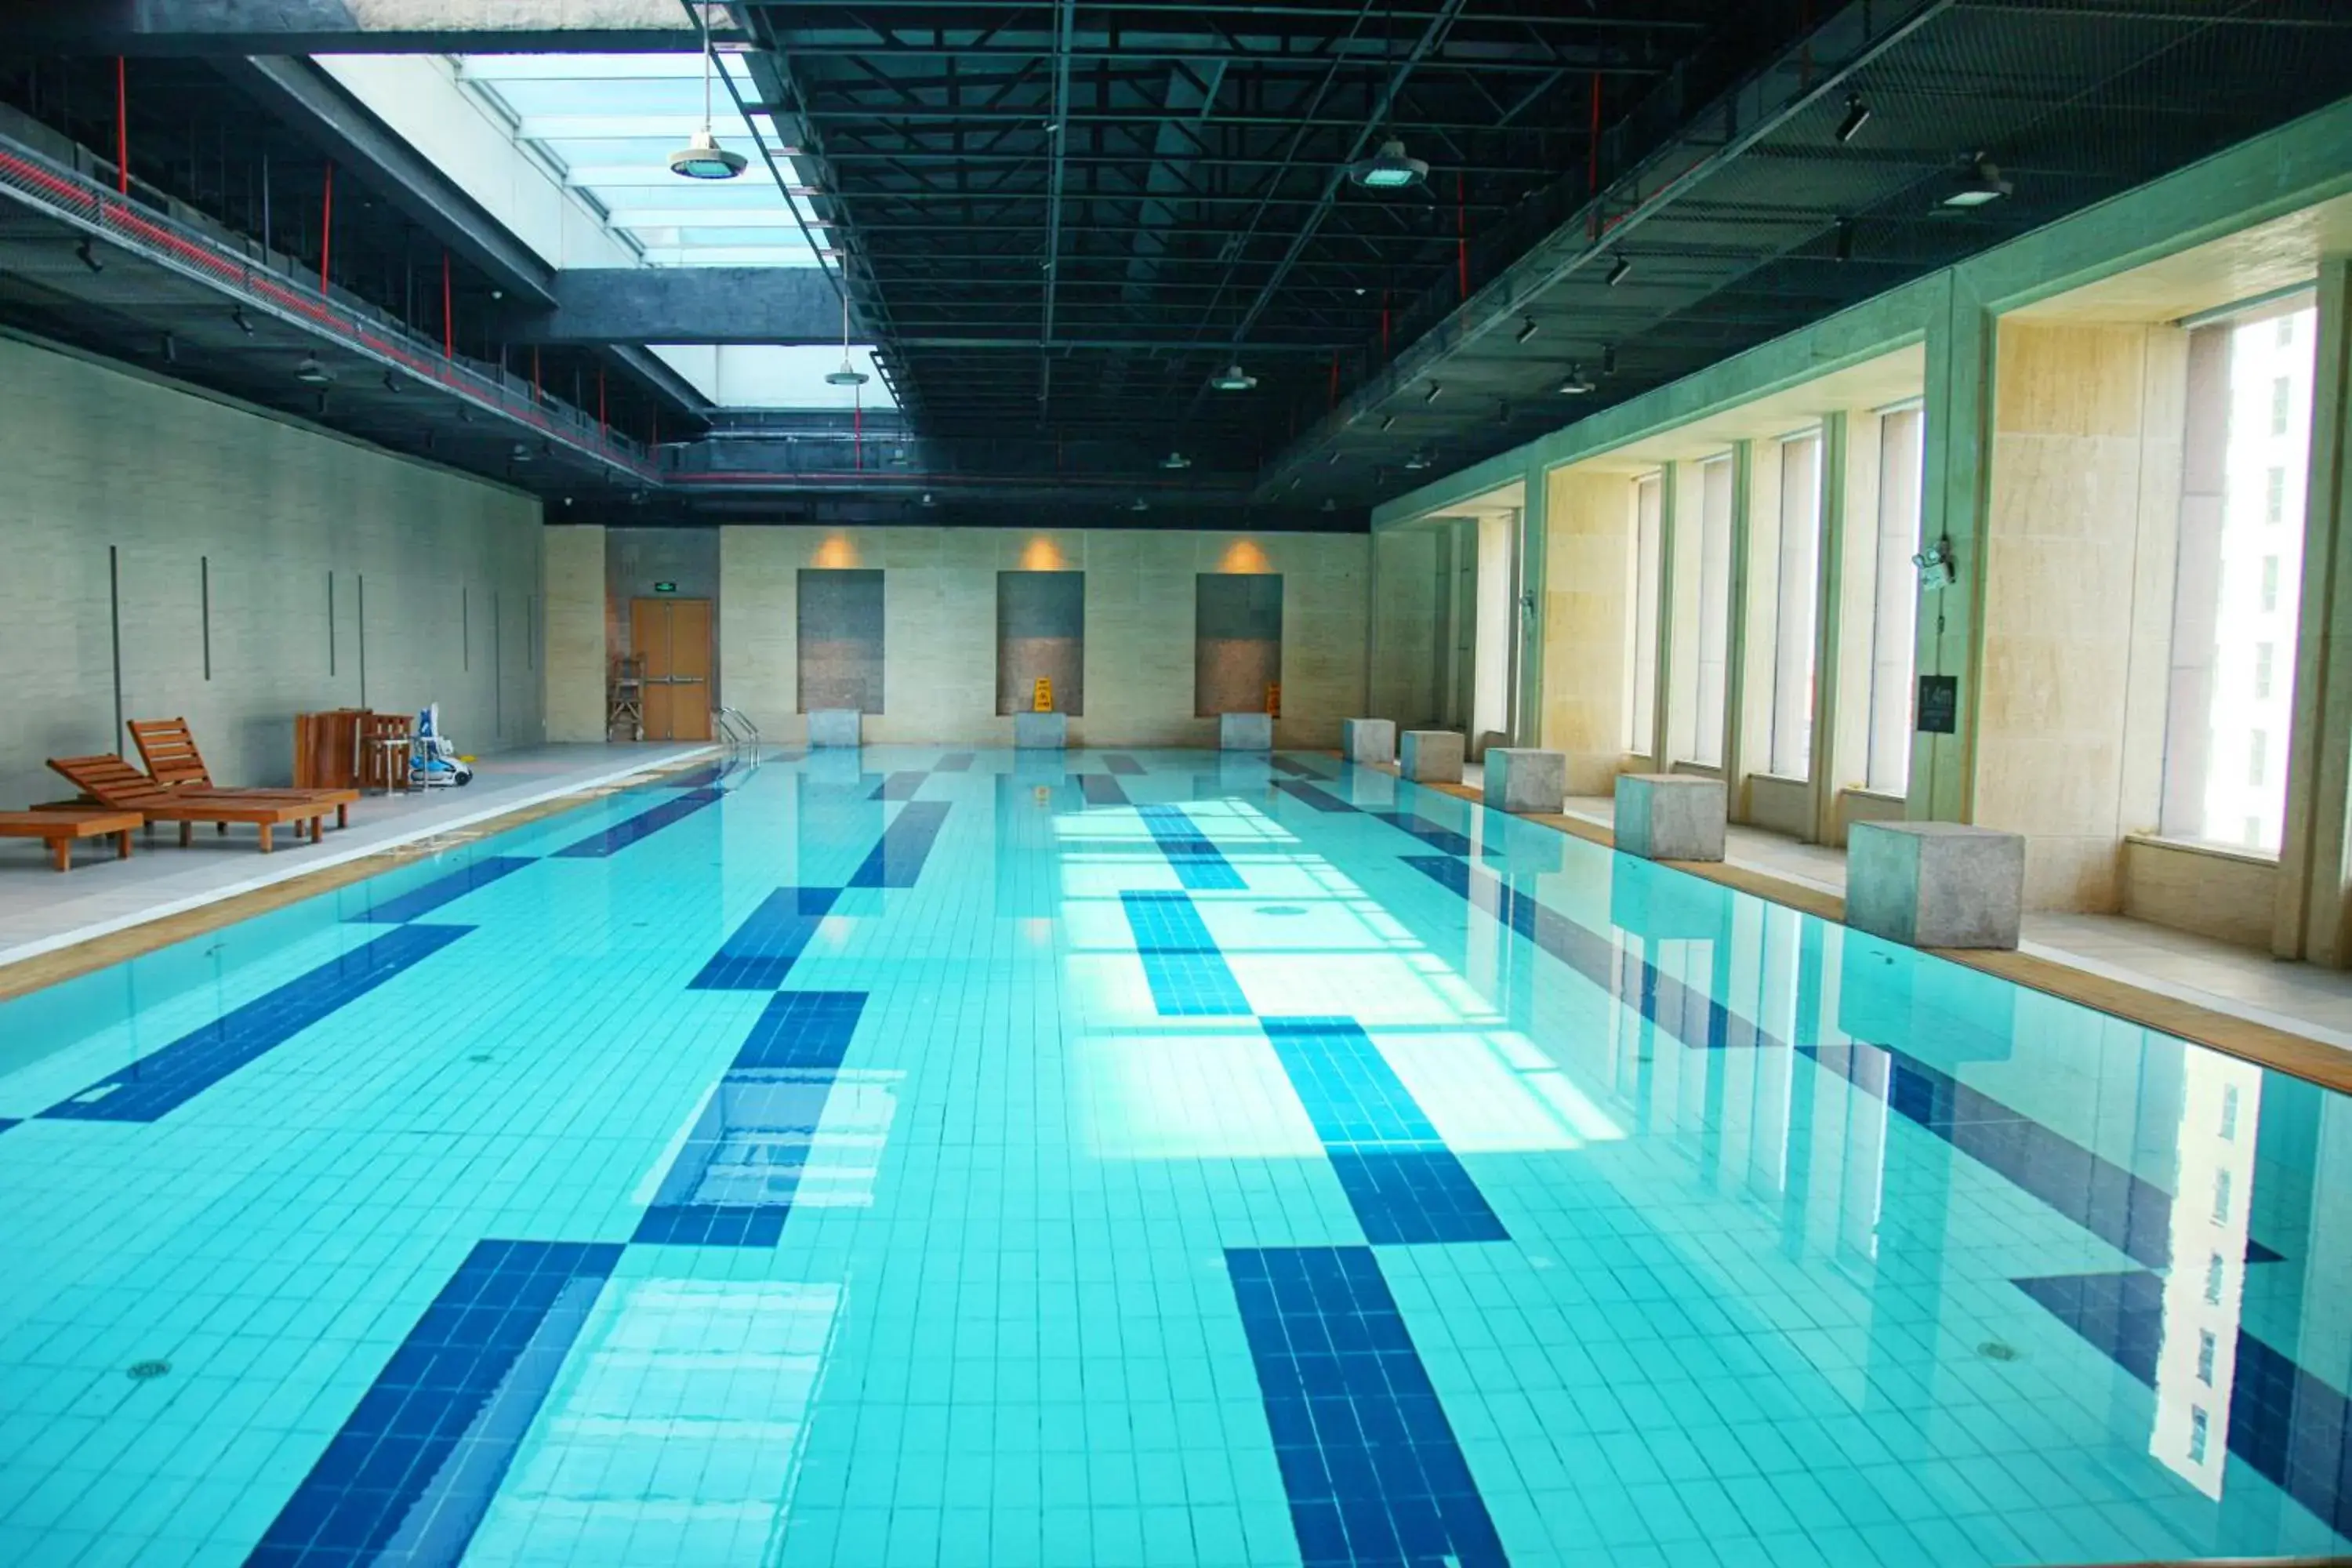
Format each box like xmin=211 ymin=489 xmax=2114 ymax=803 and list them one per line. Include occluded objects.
xmin=741 ymin=0 xmax=2352 ymax=509
xmin=2 ymin=2 xmax=2350 ymax=528
xmin=742 ymin=0 xmax=1777 ymax=458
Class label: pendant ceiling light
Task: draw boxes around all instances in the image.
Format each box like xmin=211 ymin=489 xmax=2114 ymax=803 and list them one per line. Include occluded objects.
xmin=294 ymin=354 xmax=333 ymax=387
xmin=1209 ymin=363 xmax=1257 ymax=393
xmin=823 ymin=292 xmax=869 ymax=387
xmin=669 ymin=4 xmax=747 ymax=180
xmin=1348 ymin=138 xmax=1428 ymax=191
xmin=1941 ymin=154 xmax=2013 ymax=209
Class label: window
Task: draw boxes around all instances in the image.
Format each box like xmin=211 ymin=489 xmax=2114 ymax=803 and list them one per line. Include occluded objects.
xmin=1866 ymin=408 xmax=1926 ymax=794
xmin=1689 ymin=456 xmax=1735 ymax=767
xmin=1623 ymin=474 xmax=1664 ymax=755
xmin=1768 ymin=432 xmax=1824 ymax=777
xmin=2160 ymin=297 xmax=2314 ymax=852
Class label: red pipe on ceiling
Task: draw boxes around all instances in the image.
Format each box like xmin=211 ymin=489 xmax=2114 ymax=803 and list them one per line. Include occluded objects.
xmin=319 ymin=162 xmax=333 ymax=292
xmin=114 ymin=58 xmax=127 ymax=195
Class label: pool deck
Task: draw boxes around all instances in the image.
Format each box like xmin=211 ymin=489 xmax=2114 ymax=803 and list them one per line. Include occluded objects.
xmin=0 ymin=742 xmax=717 ymax=985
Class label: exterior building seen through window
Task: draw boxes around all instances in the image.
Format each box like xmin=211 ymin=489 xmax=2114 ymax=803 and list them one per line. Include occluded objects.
xmin=2159 ymin=297 xmax=2315 ymax=852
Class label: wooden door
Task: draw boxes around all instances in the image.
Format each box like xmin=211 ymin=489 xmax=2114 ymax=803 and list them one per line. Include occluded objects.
xmin=630 ymin=597 xmax=715 ymax=742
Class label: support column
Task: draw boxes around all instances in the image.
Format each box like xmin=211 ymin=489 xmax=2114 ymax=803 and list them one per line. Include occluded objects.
xmin=2278 ymin=257 xmax=2352 ymax=964
xmin=1814 ymin=411 xmax=1868 ymax=844
xmin=1514 ymin=455 xmax=1548 ymax=747
xmin=1912 ymin=270 xmax=1995 ymax=823
xmin=1647 ymin=464 xmax=1679 ymax=772
xmin=1719 ymin=440 xmax=1759 ymax=797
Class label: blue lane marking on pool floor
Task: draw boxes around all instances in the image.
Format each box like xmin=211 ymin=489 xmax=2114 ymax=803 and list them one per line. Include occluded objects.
xmin=688 ymin=887 xmax=842 ymax=991
xmin=1120 ymin=889 xmax=1251 ymax=1014
xmin=551 ymin=787 xmax=724 ymax=858
xmin=1138 ymin=803 xmax=1246 ymax=890
xmin=38 ymin=924 xmax=474 ymax=1123
xmin=1406 ymin=852 xmax=2283 ymax=1271
xmin=635 ymin=990 xmax=867 ymax=1246
xmin=1274 ymin=779 xmax=1358 ymax=814
xmin=343 ymin=856 xmax=536 ymax=924
xmin=849 ymin=800 xmax=952 ymax=888
xmin=1269 ymin=756 xmax=1332 ymax=779
xmin=1080 ymin=774 xmax=1129 ymax=806
xmin=731 ymin=989 xmax=866 ymax=1070
xmin=935 ymin=752 xmax=975 ymax=771
xmin=1261 ymin=1016 xmax=1509 ymax=1246
xmin=870 ymin=771 xmax=929 ymax=800
xmin=1367 ymin=811 xmax=1475 ymax=857
xmin=2016 ymin=1269 xmax=2351 ymax=1539
xmin=1229 ymin=1246 xmax=1508 ymax=1568
xmin=1103 ymin=753 xmax=1145 ymax=775
xmin=245 ymin=1239 xmax=622 ymax=1567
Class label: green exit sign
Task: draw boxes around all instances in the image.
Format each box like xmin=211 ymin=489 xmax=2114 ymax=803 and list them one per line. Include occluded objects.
xmin=653 ymin=581 xmax=677 ymax=593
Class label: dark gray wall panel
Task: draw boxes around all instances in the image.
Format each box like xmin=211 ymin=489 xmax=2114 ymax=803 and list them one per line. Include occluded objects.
xmin=798 ymin=568 xmax=884 ymax=713
xmin=997 ymin=571 xmax=1084 ymax=715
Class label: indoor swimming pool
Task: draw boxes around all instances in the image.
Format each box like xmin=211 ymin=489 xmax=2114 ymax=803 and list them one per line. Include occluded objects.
xmin=0 ymin=746 xmax=2346 ymax=1568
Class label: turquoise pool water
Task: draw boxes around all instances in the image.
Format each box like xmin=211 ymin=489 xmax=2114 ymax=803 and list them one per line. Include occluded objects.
xmin=0 ymin=746 xmax=2345 ymax=1566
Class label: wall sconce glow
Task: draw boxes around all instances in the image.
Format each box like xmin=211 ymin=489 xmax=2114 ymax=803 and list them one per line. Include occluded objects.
xmin=1219 ymin=540 xmax=1269 ymax=573
xmin=1021 ymin=538 xmax=1066 ymax=571
xmin=814 ymin=536 xmax=859 ymax=568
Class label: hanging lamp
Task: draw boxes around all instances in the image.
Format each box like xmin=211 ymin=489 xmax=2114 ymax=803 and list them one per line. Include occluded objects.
xmin=669 ymin=4 xmax=747 ymax=179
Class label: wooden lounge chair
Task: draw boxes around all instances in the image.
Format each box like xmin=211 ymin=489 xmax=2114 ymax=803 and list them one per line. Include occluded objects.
xmin=0 ymin=808 xmax=143 ymax=872
xmin=46 ymin=756 xmax=325 ymax=854
xmin=128 ymin=717 xmax=358 ymax=829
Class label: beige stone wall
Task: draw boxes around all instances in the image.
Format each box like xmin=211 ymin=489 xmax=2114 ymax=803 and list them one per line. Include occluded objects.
xmin=1369 ymin=528 xmax=1441 ymax=725
xmin=1974 ymin=321 xmax=2187 ymax=910
xmin=2122 ymin=838 xmax=2278 ymax=949
xmin=1537 ymin=469 xmax=1638 ymax=794
xmin=0 ymin=335 xmax=544 ymax=808
xmin=712 ymin=526 xmax=1368 ymax=746
xmin=542 ymin=526 xmax=607 ymax=742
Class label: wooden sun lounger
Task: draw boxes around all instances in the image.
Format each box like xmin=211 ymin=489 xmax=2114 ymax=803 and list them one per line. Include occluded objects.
xmin=46 ymin=756 xmax=326 ymax=854
xmin=0 ymin=809 xmax=143 ymax=872
xmin=127 ymin=717 xmax=358 ymax=829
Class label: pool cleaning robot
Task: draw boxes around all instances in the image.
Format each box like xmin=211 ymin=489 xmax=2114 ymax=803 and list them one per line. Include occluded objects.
xmin=411 ymin=703 xmax=474 ymax=788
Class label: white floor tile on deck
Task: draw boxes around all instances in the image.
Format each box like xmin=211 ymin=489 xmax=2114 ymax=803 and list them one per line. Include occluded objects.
xmin=0 ymin=742 xmax=718 ymax=967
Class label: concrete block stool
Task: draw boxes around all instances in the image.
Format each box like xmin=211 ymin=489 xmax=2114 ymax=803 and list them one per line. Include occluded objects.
xmin=1220 ymin=713 xmax=1273 ymax=751
xmin=1847 ymin=822 xmax=2025 ymax=949
xmin=1613 ymin=773 xmax=1726 ymax=862
xmin=1341 ymin=718 xmax=1396 ymax=765
xmin=1484 ymin=749 xmax=1566 ymax=815
xmin=1399 ymin=731 xmax=1465 ymax=785
xmin=808 ymin=709 xmax=862 ymax=748
xmin=1014 ymin=712 xmax=1067 ymax=749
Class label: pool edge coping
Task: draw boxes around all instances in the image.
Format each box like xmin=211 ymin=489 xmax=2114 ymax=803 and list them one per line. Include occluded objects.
xmin=1405 ymin=769 xmax=2352 ymax=1097
xmin=0 ymin=745 xmax=722 ymax=1004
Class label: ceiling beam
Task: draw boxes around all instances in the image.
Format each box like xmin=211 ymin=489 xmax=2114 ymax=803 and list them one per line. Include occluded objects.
xmin=506 ymin=267 xmax=842 ymax=345
xmin=213 ymin=55 xmax=558 ymax=307
xmin=0 ymin=0 xmax=734 ymax=54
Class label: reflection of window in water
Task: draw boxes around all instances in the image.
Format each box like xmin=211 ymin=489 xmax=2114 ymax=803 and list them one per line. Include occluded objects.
xmin=2152 ymin=1054 xmax=2259 ymax=1500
